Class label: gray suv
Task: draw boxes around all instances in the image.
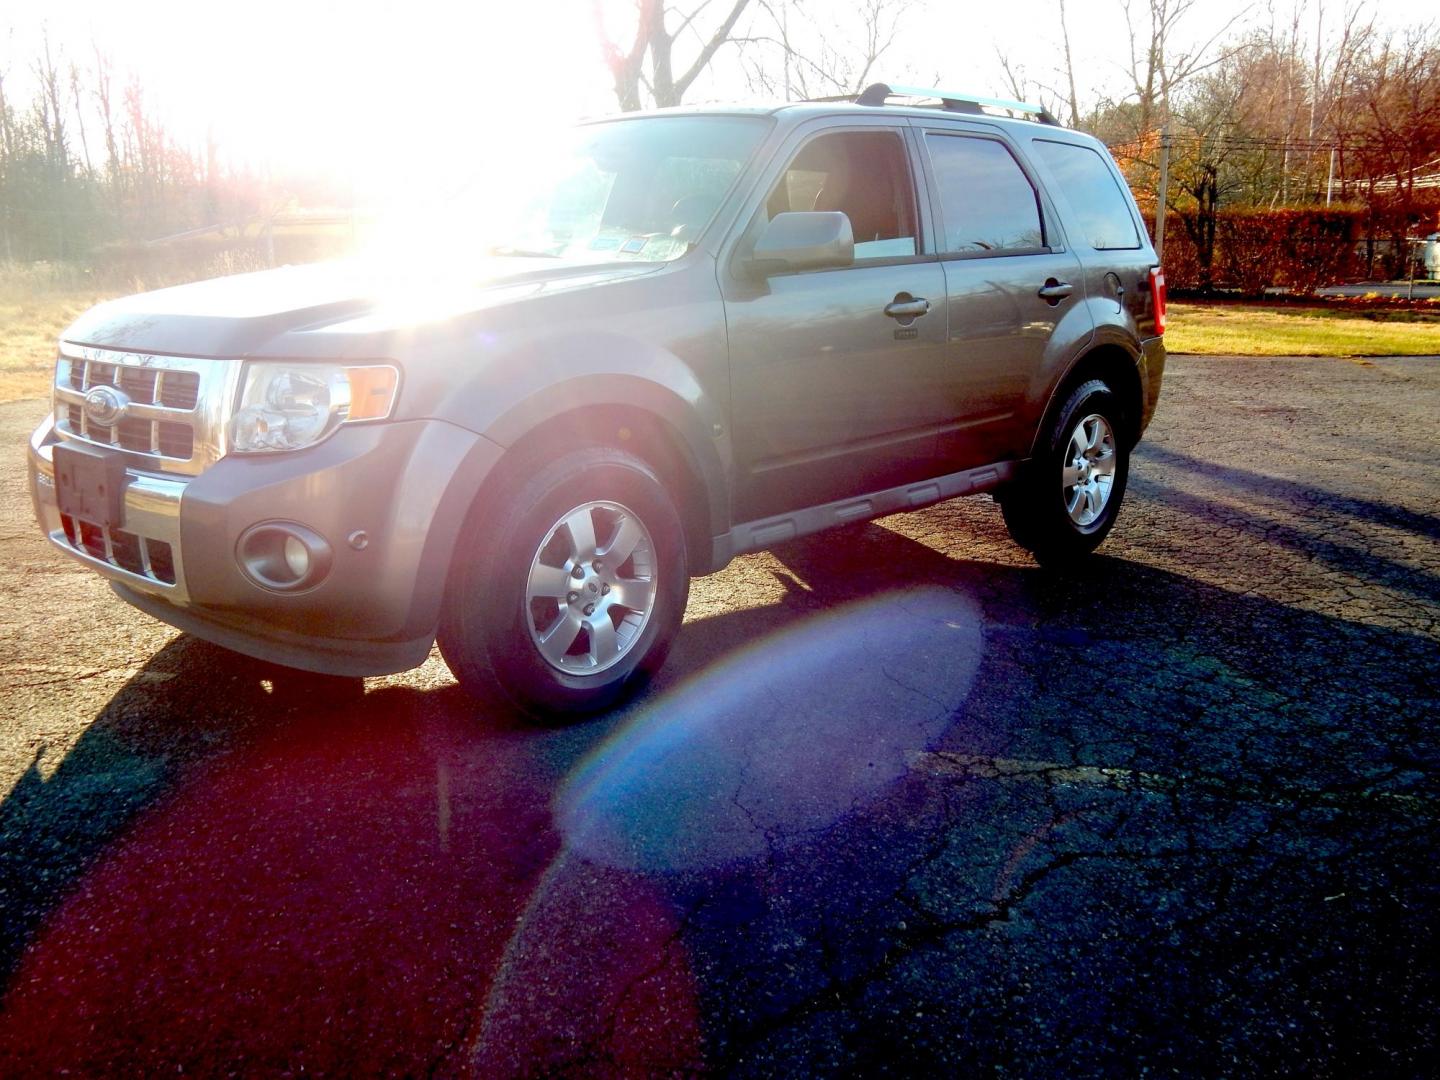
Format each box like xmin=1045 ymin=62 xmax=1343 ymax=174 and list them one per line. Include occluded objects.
xmin=27 ymin=84 xmax=1166 ymax=714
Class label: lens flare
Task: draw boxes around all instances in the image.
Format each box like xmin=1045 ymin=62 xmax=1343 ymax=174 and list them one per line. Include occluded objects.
xmin=557 ymin=586 xmax=987 ymax=874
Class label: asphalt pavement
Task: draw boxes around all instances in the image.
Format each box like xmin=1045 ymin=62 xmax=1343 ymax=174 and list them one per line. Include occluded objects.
xmin=0 ymin=355 xmax=1437 ymax=1077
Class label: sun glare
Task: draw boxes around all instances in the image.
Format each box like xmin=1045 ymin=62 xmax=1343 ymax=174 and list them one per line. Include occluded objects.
xmin=8 ymin=0 xmax=612 ymax=189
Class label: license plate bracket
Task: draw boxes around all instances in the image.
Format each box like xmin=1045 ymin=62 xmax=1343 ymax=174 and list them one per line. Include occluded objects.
xmin=53 ymin=443 xmax=129 ymax=530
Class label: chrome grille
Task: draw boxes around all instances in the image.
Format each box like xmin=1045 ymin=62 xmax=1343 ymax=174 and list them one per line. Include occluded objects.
xmin=60 ymin=513 xmax=178 ymax=586
xmin=53 ymin=343 xmax=237 ymax=476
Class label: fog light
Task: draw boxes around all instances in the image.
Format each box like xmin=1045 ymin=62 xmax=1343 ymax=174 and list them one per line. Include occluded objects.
xmin=236 ymin=522 xmax=332 ymax=591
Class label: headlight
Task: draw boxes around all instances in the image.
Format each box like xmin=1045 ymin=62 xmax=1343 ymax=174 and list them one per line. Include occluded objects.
xmin=230 ymin=362 xmax=399 ymax=453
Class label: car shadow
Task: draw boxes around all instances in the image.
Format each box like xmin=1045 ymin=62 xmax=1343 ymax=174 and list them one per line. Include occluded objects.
xmin=1132 ymin=443 xmax=1440 ymax=606
xmin=1137 ymin=443 xmax=1440 ymax=541
xmin=0 ymin=517 xmax=1436 ymax=1075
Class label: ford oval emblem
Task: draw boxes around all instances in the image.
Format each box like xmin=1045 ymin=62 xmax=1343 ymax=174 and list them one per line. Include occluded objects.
xmin=83 ymin=385 xmax=129 ymax=426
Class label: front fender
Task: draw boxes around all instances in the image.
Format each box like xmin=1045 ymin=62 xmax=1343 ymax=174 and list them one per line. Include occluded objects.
xmin=437 ymin=334 xmax=731 ymax=548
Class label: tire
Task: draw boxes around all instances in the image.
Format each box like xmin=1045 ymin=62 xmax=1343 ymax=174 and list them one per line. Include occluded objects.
xmin=1000 ymin=377 xmax=1130 ymax=566
xmin=438 ymin=446 xmax=689 ymax=717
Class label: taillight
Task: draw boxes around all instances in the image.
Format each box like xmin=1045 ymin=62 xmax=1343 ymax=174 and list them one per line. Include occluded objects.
xmin=1149 ymin=266 xmax=1167 ymax=335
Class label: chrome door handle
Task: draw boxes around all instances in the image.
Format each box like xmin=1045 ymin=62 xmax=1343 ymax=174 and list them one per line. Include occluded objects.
xmin=884 ymin=297 xmax=931 ymax=318
xmin=1037 ymin=279 xmax=1073 ymax=302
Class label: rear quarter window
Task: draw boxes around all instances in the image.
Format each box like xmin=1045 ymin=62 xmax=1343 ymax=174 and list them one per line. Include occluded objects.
xmin=1032 ymin=140 xmax=1141 ymax=251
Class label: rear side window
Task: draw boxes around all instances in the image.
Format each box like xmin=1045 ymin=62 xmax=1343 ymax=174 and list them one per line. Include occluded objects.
xmin=1032 ymin=140 xmax=1141 ymax=250
xmin=924 ymin=134 xmax=1044 ymax=255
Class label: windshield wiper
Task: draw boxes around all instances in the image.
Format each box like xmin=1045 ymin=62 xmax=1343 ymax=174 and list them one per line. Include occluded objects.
xmin=486 ymin=244 xmax=561 ymax=259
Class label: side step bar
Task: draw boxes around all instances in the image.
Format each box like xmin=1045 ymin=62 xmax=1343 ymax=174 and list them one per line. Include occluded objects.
xmin=709 ymin=460 xmax=1019 ymax=571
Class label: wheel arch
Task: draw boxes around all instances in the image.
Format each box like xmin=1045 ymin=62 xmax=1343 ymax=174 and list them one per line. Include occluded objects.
xmin=1029 ymin=342 xmax=1145 ymax=457
xmin=412 ymin=395 xmax=716 ymax=658
xmin=495 ymin=397 xmax=720 ymax=567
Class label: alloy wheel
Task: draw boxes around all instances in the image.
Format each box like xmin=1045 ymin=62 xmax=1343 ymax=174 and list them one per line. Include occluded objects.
xmin=1061 ymin=413 xmax=1117 ymax=527
xmin=524 ymin=500 xmax=657 ymax=675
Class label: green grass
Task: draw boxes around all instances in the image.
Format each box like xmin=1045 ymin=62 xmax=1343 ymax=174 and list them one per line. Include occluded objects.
xmin=1168 ymin=302 xmax=1440 ymax=357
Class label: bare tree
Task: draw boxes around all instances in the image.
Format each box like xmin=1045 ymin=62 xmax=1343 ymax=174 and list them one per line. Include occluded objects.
xmin=1122 ymin=0 xmax=1249 ymax=133
xmin=737 ymin=0 xmax=914 ymax=100
xmin=592 ymin=0 xmax=755 ymax=111
xmin=92 ymin=44 xmax=122 ymax=195
xmin=996 ymin=52 xmax=1032 ymax=104
xmin=986 ymin=6 xmax=1083 ymax=127
xmin=69 ymin=61 xmax=93 ymax=176
xmin=33 ymin=32 xmax=69 ymax=175
xmin=0 ymin=32 xmax=286 ymax=260
xmin=1167 ymin=61 xmax=1258 ymax=287
xmin=990 ymin=4 xmax=1080 ymax=126
xmin=1202 ymin=2 xmax=1374 ymax=207
xmin=0 ymin=53 xmax=12 ymax=262
xmin=1308 ymin=1 xmax=1375 ymax=199
xmin=1057 ymin=0 xmax=1081 ymax=127
xmin=1347 ymin=26 xmax=1440 ymax=269
xmin=124 ymin=73 xmax=154 ymax=229
xmin=0 ymin=58 xmax=13 ymax=166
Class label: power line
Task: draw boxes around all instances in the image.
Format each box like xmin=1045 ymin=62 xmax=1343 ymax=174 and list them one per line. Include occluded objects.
xmin=1106 ymin=133 xmax=1432 ymax=155
xmin=1108 ymin=135 xmax=1440 ymax=187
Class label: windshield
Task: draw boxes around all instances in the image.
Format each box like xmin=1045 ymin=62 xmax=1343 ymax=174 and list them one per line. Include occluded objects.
xmin=467 ymin=115 xmax=770 ymax=263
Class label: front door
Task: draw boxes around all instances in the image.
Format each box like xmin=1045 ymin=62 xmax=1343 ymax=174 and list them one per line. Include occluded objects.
xmin=724 ymin=125 xmax=953 ymax=521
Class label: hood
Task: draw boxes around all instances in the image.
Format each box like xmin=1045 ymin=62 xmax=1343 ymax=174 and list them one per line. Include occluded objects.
xmin=61 ymin=256 xmax=666 ymax=359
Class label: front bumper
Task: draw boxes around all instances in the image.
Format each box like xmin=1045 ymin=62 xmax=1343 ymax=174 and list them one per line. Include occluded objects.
xmin=30 ymin=415 xmax=192 ymax=600
xmin=29 ymin=415 xmax=504 ymax=676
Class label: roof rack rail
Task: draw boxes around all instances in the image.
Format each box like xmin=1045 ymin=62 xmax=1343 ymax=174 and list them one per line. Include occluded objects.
xmin=855 ymin=82 xmax=1060 ymax=125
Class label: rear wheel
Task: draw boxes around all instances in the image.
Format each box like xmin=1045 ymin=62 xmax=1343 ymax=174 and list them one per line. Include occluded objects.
xmin=1000 ymin=378 xmax=1130 ymax=566
xmin=438 ymin=446 xmax=689 ymax=717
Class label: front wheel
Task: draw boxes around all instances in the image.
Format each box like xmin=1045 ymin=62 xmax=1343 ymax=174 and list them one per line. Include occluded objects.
xmin=438 ymin=446 xmax=689 ymax=717
xmin=1000 ymin=378 xmax=1130 ymax=566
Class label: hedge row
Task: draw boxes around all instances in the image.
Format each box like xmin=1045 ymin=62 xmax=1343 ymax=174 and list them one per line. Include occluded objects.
xmin=1145 ymin=209 xmax=1364 ymax=295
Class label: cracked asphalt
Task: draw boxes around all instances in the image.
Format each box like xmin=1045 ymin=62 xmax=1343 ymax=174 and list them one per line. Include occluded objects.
xmin=0 ymin=354 xmax=1437 ymax=1077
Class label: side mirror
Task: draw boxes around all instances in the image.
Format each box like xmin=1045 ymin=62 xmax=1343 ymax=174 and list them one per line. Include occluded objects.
xmin=749 ymin=211 xmax=855 ymax=275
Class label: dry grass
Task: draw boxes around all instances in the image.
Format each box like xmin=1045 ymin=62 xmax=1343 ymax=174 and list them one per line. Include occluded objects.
xmin=1 ymin=268 xmax=118 ymax=403
xmin=0 ymin=229 xmax=354 ymax=404
xmin=1168 ymin=302 xmax=1440 ymax=357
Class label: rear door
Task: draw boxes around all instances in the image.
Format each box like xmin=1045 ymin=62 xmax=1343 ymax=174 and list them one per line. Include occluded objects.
xmin=914 ymin=123 xmax=1092 ymax=464
xmin=722 ymin=121 xmax=953 ymax=520
xmin=1026 ymin=135 xmax=1157 ymax=337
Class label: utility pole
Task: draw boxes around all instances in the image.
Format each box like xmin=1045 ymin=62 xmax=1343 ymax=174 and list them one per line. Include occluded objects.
xmin=1155 ymin=125 xmax=1171 ymax=261
xmin=1326 ymin=146 xmax=1336 ymax=206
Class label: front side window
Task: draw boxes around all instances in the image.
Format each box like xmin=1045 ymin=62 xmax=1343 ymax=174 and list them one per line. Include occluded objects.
xmin=1031 ymin=139 xmax=1141 ymax=250
xmin=765 ymin=130 xmax=919 ymax=260
xmin=925 ymin=134 xmax=1045 ymax=255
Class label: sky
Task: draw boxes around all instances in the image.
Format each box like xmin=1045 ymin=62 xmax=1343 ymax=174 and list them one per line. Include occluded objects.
xmin=1 ymin=0 xmax=1428 ymax=190
xmin=3 ymin=1 xmax=611 ymax=180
